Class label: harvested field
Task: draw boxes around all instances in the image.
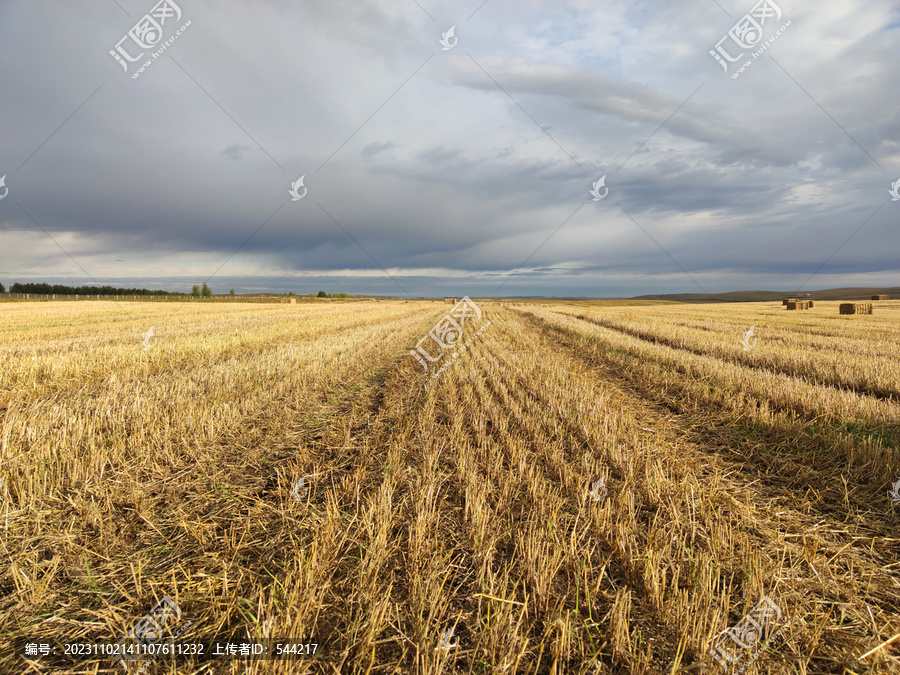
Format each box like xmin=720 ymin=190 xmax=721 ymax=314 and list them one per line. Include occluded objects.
xmin=3 ymin=299 xmax=900 ymax=674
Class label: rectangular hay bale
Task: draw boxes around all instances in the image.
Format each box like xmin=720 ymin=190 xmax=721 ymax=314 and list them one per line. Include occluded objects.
xmin=871 ymin=294 xmax=889 ymax=300
xmin=840 ymin=303 xmax=873 ymax=315
xmin=786 ymin=300 xmax=810 ymax=310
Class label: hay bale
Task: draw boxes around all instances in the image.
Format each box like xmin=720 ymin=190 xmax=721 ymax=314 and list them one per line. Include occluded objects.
xmin=808 ymin=300 xmax=815 ymax=308
xmin=871 ymin=294 xmax=889 ymax=300
xmin=786 ymin=300 xmax=810 ymax=310
xmin=782 ymin=298 xmax=799 ymax=305
xmin=840 ymin=303 xmax=873 ymax=315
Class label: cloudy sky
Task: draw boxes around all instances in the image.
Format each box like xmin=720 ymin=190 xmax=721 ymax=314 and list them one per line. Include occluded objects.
xmin=0 ymin=0 xmax=898 ymax=297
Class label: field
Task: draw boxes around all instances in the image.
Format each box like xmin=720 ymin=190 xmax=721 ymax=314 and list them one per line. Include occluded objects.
xmin=2 ymin=298 xmax=899 ymax=674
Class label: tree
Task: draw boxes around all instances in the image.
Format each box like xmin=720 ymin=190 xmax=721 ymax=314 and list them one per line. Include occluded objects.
xmin=317 ymin=290 xmax=328 ymax=297
xmin=0 ymin=282 xmax=5 ymax=293
xmin=201 ymin=282 xmax=212 ymax=298
xmin=229 ymin=288 xmax=235 ymax=295
xmin=192 ymin=285 xmax=200 ymax=297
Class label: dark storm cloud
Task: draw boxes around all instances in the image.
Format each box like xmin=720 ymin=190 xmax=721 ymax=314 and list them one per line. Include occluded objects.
xmin=0 ymin=0 xmax=897 ymax=297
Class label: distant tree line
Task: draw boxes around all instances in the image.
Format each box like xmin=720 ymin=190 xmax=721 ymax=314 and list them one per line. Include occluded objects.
xmin=1 ymin=281 xmax=355 ymax=298
xmin=314 ymin=291 xmax=352 ymax=298
xmin=7 ymin=282 xmax=179 ymax=295
xmin=191 ymin=283 xmax=213 ymax=298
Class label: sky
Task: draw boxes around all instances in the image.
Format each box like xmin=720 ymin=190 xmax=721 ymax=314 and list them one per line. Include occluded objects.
xmin=0 ymin=0 xmax=898 ymax=298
